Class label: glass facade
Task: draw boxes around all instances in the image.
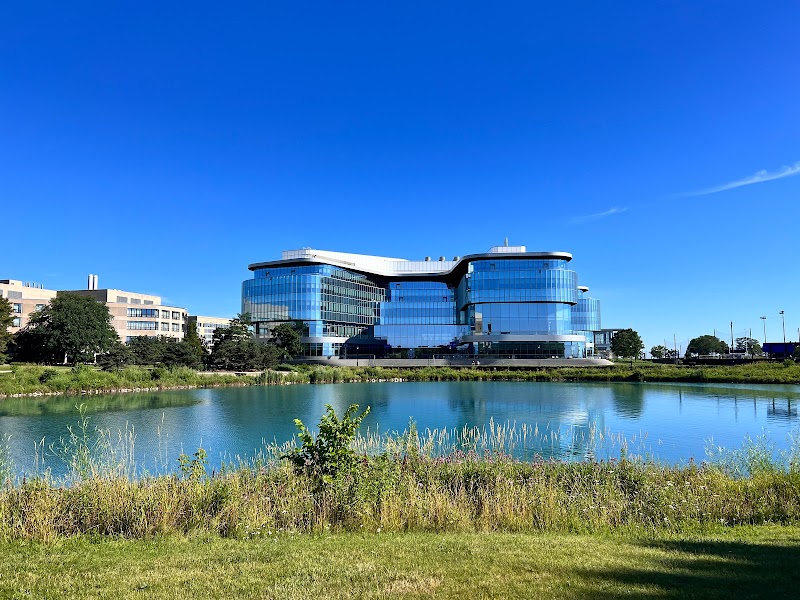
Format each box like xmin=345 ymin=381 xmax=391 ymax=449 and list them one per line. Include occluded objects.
xmin=243 ymin=264 xmax=386 ymax=357
xmin=242 ymin=247 xmax=602 ymax=358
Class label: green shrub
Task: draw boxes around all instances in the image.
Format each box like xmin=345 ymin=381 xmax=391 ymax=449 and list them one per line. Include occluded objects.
xmin=283 ymin=404 xmax=371 ymax=482
xmin=178 ymin=448 xmax=208 ymax=481
xmin=38 ymin=368 xmax=59 ymax=384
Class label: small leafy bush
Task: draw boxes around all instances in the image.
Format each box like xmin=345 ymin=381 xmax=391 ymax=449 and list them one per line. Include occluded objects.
xmin=283 ymin=403 xmax=370 ymax=482
xmin=178 ymin=448 xmax=208 ymax=481
xmin=38 ymin=368 xmax=59 ymax=384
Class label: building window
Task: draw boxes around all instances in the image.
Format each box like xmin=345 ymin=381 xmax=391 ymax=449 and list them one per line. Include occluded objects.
xmin=116 ymin=296 xmax=128 ymax=303
xmin=161 ymin=310 xmax=170 ymax=319
xmin=12 ymin=317 xmax=20 ymax=327
xmin=12 ymin=303 xmax=22 ymax=314
xmin=7 ymin=291 xmax=22 ymax=300
xmin=35 ymin=304 xmax=45 ymax=311
xmin=171 ymin=311 xmax=180 ymax=320
xmin=127 ymin=308 xmax=159 ymax=318
xmin=171 ymin=323 xmax=181 ymax=332
xmin=161 ymin=323 xmax=169 ymax=331
xmin=144 ymin=300 xmax=154 ymax=305
xmin=127 ymin=321 xmax=158 ymax=330
xmin=131 ymin=298 xmax=141 ymax=304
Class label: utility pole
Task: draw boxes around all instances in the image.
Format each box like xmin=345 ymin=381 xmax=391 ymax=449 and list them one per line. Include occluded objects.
xmin=760 ymin=316 xmax=767 ymax=344
xmin=730 ymin=321 xmax=734 ymax=355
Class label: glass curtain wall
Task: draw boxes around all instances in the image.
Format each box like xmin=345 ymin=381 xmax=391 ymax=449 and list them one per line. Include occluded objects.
xmin=242 ymin=265 xmax=385 ymax=356
xmin=373 ymin=281 xmax=469 ymax=354
xmin=242 ymin=253 xmax=601 ymax=358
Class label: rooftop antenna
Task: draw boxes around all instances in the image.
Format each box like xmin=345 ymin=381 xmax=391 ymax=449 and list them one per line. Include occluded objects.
xmin=504 ymin=237 xmax=509 ymax=247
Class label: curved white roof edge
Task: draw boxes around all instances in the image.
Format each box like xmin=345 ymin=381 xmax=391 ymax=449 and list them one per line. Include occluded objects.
xmin=248 ymin=247 xmax=573 ymax=277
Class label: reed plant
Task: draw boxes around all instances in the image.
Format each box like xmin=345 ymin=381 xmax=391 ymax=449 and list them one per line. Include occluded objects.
xmin=2 ymin=410 xmax=800 ymax=540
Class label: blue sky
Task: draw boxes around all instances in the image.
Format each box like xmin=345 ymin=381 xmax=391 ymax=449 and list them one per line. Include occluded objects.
xmin=2 ymin=1 xmax=799 ymax=353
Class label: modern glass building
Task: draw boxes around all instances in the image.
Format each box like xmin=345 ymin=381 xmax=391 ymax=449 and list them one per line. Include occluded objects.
xmin=242 ymin=244 xmax=601 ymax=358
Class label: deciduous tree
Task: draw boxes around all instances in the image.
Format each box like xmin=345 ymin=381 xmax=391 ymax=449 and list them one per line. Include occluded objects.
xmin=0 ymin=297 xmax=13 ymax=363
xmin=686 ymin=335 xmax=729 ymax=357
xmin=610 ymin=329 xmax=644 ymax=361
xmin=735 ymin=337 xmax=762 ymax=356
xmin=650 ymin=345 xmax=668 ymax=359
xmin=270 ymin=322 xmax=303 ymax=358
xmin=24 ymin=294 xmax=118 ymax=364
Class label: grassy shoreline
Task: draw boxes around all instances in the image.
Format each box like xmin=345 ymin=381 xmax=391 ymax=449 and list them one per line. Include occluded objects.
xmin=2 ymin=384 xmax=799 ymax=597
xmin=0 ymin=364 xmax=301 ymax=398
xmin=3 ymin=438 xmax=800 ymax=540
xmin=1 ymin=362 xmax=799 ymax=398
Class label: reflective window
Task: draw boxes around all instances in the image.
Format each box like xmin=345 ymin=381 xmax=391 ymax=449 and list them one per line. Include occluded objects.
xmin=128 ymin=308 xmax=159 ymax=318
xmin=243 ymin=255 xmax=600 ymax=356
xmin=127 ymin=321 xmax=158 ymax=330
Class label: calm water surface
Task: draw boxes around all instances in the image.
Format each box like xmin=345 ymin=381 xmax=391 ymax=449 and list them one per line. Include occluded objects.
xmin=1 ymin=381 xmax=799 ymax=476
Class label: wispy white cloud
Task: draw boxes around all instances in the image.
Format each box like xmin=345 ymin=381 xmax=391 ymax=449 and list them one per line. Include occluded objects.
xmin=682 ymin=161 xmax=800 ymax=197
xmin=569 ymin=206 xmax=628 ymax=225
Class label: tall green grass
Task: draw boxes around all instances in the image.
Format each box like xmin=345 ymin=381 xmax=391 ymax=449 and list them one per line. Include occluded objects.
xmin=300 ymin=362 xmax=800 ymax=385
xmin=2 ymin=413 xmax=800 ymax=540
xmin=3 ymin=362 xmax=800 ymax=397
xmin=0 ymin=364 xmax=307 ymax=396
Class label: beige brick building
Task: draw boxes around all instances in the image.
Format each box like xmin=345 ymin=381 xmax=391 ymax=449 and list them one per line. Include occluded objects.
xmin=0 ymin=280 xmax=59 ymax=333
xmin=61 ymin=287 xmax=188 ymax=342
xmin=187 ymin=315 xmax=232 ymax=348
xmin=3 ymin=276 xmax=228 ymax=349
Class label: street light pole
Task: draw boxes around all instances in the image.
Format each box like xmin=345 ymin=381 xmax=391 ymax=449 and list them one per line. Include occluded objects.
xmin=730 ymin=321 xmax=734 ymax=354
xmin=760 ymin=316 xmax=767 ymax=344
xmin=780 ymin=311 xmax=786 ymax=345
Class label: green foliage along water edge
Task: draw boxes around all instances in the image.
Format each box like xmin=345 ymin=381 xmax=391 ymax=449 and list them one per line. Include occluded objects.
xmin=0 ymin=364 xmax=304 ymax=396
xmin=283 ymin=403 xmax=371 ymax=484
xmin=2 ymin=405 xmax=800 ymax=540
xmin=4 ymin=361 xmax=800 ymax=396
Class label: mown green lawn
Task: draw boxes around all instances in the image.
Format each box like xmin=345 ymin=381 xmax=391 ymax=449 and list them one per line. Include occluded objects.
xmin=2 ymin=527 xmax=799 ymax=599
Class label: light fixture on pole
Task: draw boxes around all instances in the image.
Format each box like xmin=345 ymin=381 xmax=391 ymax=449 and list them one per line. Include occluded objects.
xmin=780 ymin=311 xmax=786 ymax=346
xmin=760 ymin=316 xmax=767 ymax=344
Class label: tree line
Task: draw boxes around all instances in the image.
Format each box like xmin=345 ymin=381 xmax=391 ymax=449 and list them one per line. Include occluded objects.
xmin=0 ymin=293 xmax=301 ymax=370
xmin=595 ymin=329 xmax=797 ymax=362
xmin=652 ymin=335 xmax=765 ymax=359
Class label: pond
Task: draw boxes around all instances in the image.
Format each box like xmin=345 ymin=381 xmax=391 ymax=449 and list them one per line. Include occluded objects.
xmin=1 ymin=381 xmax=799 ymax=477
